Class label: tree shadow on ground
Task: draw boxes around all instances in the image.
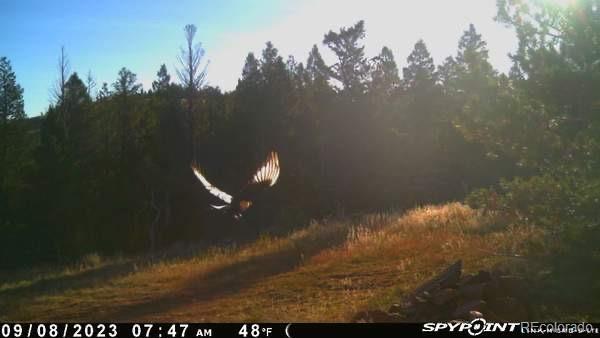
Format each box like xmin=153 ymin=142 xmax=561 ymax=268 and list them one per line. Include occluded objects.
xmin=88 ymin=225 xmax=349 ymax=322
xmin=0 ymin=231 xmax=263 ymax=318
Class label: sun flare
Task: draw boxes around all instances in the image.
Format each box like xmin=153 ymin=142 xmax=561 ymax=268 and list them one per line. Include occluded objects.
xmin=549 ymin=0 xmax=574 ymax=7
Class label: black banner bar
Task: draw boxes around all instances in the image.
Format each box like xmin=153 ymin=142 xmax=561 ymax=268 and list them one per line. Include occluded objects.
xmin=0 ymin=322 xmax=598 ymax=338
xmin=0 ymin=323 xmax=430 ymax=338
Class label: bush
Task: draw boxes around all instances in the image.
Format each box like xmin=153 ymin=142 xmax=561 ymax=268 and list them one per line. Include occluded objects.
xmin=465 ymin=173 xmax=600 ymax=259
xmin=466 ymin=174 xmax=600 ymax=229
xmin=467 ymin=174 xmax=600 ymax=315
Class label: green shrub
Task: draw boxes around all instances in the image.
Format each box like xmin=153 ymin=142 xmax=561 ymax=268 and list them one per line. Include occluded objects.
xmin=466 ymin=173 xmax=600 ymax=260
xmin=467 ymin=174 xmax=600 ymax=316
xmin=468 ymin=174 xmax=600 ymax=225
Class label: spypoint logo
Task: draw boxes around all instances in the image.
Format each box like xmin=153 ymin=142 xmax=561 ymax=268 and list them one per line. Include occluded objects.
xmin=467 ymin=318 xmax=487 ymax=336
xmin=422 ymin=318 xmax=519 ymax=336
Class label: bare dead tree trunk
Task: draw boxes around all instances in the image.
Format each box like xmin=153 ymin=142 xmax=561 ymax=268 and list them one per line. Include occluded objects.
xmin=86 ymin=70 xmax=96 ymax=98
xmin=188 ymin=88 xmax=195 ymax=162
xmin=55 ymin=46 xmax=69 ymax=103
xmin=149 ymin=190 xmax=160 ymax=252
xmin=163 ymin=191 xmax=171 ymax=233
xmin=176 ymin=24 xmax=208 ymax=163
xmin=53 ymin=46 xmax=70 ymax=140
xmin=185 ymin=26 xmax=195 ymax=161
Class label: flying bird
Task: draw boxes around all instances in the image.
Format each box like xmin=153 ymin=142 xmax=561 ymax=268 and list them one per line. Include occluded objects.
xmin=192 ymin=151 xmax=280 ymax=219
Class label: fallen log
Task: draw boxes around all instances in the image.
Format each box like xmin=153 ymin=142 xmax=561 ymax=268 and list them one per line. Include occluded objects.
xmin=353 ymin=260 xmax=534 ymax=322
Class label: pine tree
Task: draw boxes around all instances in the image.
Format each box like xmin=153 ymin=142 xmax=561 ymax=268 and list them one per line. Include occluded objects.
xmin=323 ymin=20 xmax=370 ymax=95
xmin=152 ymin=64 xmax=171 ymax=92
xmin=0 ymin=57 xmax=35 ymax=265
xmin=441 ymin=24 xmax=498 ymax=114
xmin=97 ymin=82 xmax=111 ymax=100
xmin=303 ymin=45 xmax=334 ymax=191
xmin=0 ymin=56 xmax=27 ymax=193
xmin=403 ymin=39 xmax=437 ymax=92
xmin=0 ymin=57 xmax=25 ymax=122
xmin=402 ymin=39 xmax=441 ymax=132
xmin=440 ymin=24 xmax=510 ymax=165
xmin=261 ymin=41 xmax=282 ymax=76
xmin=241 ymin=52 xmax=260 ymax=83
xmin=370 ymin=46 xmax=400 ymax=98
xmin=306 ymin=45 xmax=330 ymax=89
xmin=112 ymin=67 xmax=142 ymax=166
xmin=62 ymin=73 xmax=92 ymax=148
xmin=113 ymin=67 xmax=142 ymax=96
xmin=456 ymin=24 xmax=495 ymax=77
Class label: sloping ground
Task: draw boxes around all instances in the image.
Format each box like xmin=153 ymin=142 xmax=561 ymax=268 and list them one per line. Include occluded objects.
xmin=1 ymin=203 xmax=546 ymax=322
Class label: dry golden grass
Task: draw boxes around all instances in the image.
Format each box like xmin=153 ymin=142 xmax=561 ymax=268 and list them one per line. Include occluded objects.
xmin=0 ymin=202 xmax=546 ymax=322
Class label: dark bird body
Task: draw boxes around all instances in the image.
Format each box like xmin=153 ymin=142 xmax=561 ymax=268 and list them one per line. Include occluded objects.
xmin=192 ymin=151 xmax=280 ymax=219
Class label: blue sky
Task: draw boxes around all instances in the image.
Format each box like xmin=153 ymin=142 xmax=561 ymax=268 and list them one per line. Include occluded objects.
xmin=2 ymin=0 xmax=518 ymax=117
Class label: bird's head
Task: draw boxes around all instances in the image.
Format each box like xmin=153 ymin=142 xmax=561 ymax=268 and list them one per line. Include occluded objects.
xmin=239 ymin=200 xmax=252 ymax=211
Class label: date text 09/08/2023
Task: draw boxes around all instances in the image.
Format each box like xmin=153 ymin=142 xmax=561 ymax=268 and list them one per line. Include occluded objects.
xmin=0 ymin=323 xmax=281 ymax=338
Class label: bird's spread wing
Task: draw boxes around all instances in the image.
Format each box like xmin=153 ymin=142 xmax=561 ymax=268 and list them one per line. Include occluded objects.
xmin=237 ymin=151 xmax=281 ymax=201
xmin=191 ymin=165 xmax=233 ymax=204
xmin=251 ymin=151 xmax=280 ymax=187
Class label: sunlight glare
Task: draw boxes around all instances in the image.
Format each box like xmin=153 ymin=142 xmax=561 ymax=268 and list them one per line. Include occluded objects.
xmin=547 ymin=0 xmax=574 ymax=7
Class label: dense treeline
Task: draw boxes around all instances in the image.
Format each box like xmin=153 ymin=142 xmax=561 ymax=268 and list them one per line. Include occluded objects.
xmin=1 ymin=0 xmax=598 ymax=269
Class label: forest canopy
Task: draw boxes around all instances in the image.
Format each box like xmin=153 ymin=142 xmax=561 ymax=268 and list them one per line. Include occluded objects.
xmin=1 ymin=0 xmax=599 ymax=270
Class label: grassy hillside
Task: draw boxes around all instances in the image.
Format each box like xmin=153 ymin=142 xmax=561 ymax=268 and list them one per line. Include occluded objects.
xmin=0 ymin=203 xmax=554 ymax=322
